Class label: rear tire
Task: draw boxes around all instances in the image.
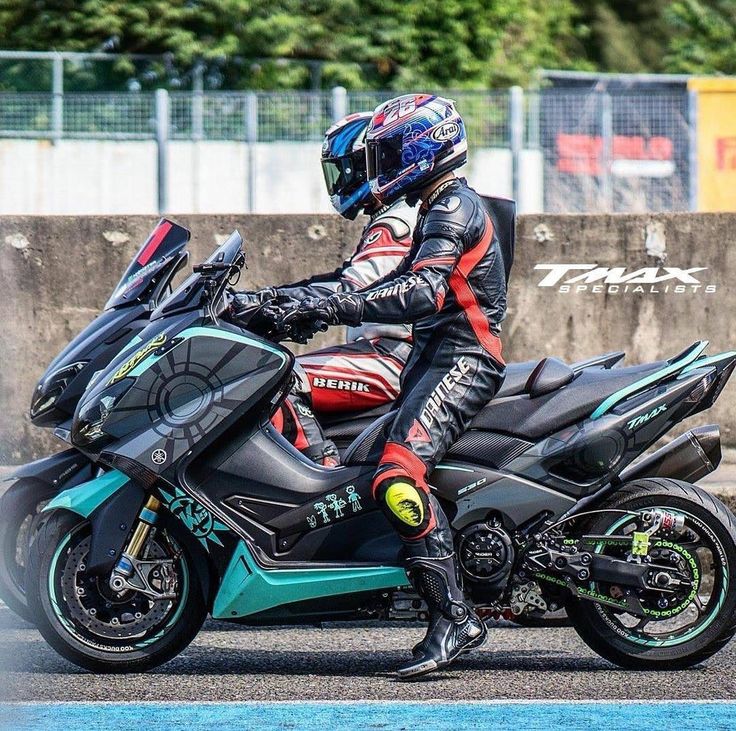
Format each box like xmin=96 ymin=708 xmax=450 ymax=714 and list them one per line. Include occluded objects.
xmin=567 ymin=478 xmax=736 ymax=669
xmin=0 ymin=480 xmax=60 ymax=623
xmin=26 ymin=510 xmax=208 ymax=673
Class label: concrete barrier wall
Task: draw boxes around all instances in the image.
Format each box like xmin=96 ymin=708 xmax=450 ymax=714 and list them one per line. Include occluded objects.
xmin=1 ymin=211 xmax=735 ymax=463
xmin=0 ymin=140 xmax=544 ymax=215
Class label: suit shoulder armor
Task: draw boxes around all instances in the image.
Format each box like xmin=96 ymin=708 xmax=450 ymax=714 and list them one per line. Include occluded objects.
xmin=371 ymin=205 xmax=415 ymax=241
xmin=423 ymin=186 xmax=479 ymax=239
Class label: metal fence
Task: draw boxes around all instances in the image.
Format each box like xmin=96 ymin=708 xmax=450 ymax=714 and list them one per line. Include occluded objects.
xmin=0 ymin=85 xmax=696 ymax=214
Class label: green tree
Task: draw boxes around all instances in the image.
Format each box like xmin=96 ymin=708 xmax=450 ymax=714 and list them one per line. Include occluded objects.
xmin=663 ymin=0 xmax=736 ymax=75
xmin=0 ymin=0 xmax=588 ymax=89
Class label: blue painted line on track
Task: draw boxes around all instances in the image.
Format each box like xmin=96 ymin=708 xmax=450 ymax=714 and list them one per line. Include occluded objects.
xmin=2 ymin=701 xmax=735 ymax=731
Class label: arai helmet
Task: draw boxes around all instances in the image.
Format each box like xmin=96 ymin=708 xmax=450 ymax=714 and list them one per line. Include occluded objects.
xmin=365 ymin=94 xmax=467 ymax=205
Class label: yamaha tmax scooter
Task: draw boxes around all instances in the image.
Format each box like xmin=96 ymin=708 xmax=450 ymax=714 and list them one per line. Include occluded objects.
xmin=26 ymin=232 xmax=736 ymax=673
xmin=0 ymin=219 xmax=191 ymax=621
xmin=2 ymin=225 xmax=621 ymax=626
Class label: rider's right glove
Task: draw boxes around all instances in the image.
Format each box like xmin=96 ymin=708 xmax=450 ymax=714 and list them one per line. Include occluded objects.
xmin=297 ymin=294 xmax=364 ymax=327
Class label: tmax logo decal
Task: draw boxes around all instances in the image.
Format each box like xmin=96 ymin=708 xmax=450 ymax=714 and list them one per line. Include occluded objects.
xmin=159 ymin=486 xmax=228 ymax=550
xmin=108 ymin=333 xmax=167 ymax=385
xmin=627 ymin=404 xmax=667 ymax=431
xmin=534 ymin=264 xmax=716 ymax=294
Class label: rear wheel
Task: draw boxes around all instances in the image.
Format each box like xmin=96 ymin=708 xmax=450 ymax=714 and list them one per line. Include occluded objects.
xmin=26 ymin=510 xmax=207 ymax=673
xmin=567 ymin=478 xmax=736 ymax=669
xmin=0 ymin=480 xmax=59 ymax=623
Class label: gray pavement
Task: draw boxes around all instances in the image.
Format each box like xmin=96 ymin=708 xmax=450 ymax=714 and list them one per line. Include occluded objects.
xmin=2 ymin=607 xmax=735 ymax=702
xmin=3 ymin=459 xmax=736 ymax=703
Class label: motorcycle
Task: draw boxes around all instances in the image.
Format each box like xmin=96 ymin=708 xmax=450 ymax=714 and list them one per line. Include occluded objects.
xmin=1 ymin=230 xmax=623 ymax=628
xmin=26 ymin=231 xmax=736 ymax=674
xmin=0 ymin=219 xmax=191 ymax=622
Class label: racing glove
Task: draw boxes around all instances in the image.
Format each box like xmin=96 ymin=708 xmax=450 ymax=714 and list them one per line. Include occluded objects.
xmin=230 ymin=287 xmax=279 ymax=316
xmin=298 ymin=294 xmax=364 ymax=327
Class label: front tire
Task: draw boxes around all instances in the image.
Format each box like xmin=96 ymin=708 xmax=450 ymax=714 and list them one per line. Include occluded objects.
xmin=567 ymin=478 xmax=736 ymax=669
xmin=0 ymin=480 xmax=60 ymax=623
xmin=26 ymin=510 xmax=208 ymax=673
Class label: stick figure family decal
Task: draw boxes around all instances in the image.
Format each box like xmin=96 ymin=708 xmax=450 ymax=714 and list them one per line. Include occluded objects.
xmin=306 ymin=485 xmax=363 ymax=530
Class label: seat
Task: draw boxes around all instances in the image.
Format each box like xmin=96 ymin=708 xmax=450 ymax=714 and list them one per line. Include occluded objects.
xmin=469 ymin=361 xmax=666 ymax=441
xmin=323 ymin=359 xmax=543 ymax=443
xmin=524 ymin=357 xmax=574 ymax=398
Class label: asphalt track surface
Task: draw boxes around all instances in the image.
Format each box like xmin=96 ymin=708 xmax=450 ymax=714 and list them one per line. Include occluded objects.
xmin=3 ymin=605 xmax=736 ymax=704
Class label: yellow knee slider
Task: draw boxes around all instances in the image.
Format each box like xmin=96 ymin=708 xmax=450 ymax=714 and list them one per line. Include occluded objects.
xmin=384 ymin=481 xmax=425 ymax=527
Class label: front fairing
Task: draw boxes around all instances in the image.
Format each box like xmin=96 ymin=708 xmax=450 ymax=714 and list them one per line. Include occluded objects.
xmin=31 ymin=219 xmax=191 ymax=428
xmin=71 ymin=313 xmax=294 ymax=473
xmin=31 ymin=304 xmax=150 ymax=426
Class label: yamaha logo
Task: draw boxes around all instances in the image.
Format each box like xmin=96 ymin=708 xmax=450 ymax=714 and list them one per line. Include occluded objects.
xmin=151 ymin=449 xmax=167 ymax=466
xmin=431 ymin=121 xmax=460 ymax=142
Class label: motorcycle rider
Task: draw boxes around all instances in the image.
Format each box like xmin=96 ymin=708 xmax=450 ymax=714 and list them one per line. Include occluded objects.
xmin=284 ymin=95 xmax=507 ymax=678
xmin=232 ymin=112 xmax=415 ymax=466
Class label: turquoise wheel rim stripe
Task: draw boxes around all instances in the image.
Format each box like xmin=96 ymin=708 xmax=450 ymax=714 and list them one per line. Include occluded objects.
xmin=47 ymin=525 xmax=190 ymax=653
xmin=590 ymin=341 xmax=708 ymax=420
xmin=594 ymin=509 xmax=728 ymax=647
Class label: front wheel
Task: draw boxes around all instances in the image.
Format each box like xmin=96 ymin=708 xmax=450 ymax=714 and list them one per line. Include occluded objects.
xmin=567 ymin=478 xmax=736 ymax=669
xmin=26 ymin=510 xmax=208 ymax=673
xmin=0 ymin=480 xmax=60 ymax=623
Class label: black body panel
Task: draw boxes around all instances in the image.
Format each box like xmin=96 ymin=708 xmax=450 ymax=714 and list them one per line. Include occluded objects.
xmin=6 ymin=448 xmax=94 ymax=488
xmin=87 ymin=480 xmax=145 ymax=575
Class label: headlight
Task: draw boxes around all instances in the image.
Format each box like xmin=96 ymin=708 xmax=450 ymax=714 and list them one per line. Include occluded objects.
xmin=72 ymin=378 xmax=134 ymax=449
xmin=31 ymin=361 xmax=88 ymax=418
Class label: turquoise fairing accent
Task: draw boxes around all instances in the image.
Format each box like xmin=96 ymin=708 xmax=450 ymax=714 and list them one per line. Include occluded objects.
xmin=126 ymin=326 xmax=287 ymax=380
xmin=680 ymin=351 xmax=736 ymax=375
xmin=590 ymin=341 xmax=709 ymax=420
xmin=43 ymin=470 xmax=129 ymax=518
xmin=212 ymin=542 xmax=410 ymax=619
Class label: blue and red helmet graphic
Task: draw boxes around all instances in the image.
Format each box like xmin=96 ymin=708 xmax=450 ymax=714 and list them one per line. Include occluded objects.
xmin=366 ymin=94 xmax=467 ymax=205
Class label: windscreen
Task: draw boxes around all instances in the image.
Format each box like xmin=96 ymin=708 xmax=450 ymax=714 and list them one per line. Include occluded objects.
xmin=151 ymin=230 xmax=244 ymax=320
xmin=105 ymin=219 xmax=191 ymax=310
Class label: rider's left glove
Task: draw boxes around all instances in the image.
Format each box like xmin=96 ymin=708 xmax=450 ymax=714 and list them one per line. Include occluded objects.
xmin=230 ymin=287 xmax=279 ymax=317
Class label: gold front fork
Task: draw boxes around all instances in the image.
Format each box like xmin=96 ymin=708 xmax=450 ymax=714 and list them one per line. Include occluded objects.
xmin=110 ymin=496 xmax=162 ymax=590
xmin=125 ymin=495 xmax=162 ymax=559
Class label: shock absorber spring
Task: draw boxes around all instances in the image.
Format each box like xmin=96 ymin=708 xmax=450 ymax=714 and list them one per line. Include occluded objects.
xmin=109 ymin=495 xmax=161 ymax=590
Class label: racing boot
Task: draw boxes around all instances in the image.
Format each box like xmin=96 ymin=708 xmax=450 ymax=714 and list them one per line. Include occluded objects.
xmin=397 ymin=553 xmax=487 ymax=679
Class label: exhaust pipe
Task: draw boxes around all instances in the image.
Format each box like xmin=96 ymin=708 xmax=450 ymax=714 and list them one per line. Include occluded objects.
xmin=619 ymin=425 xmax=722 ymax=484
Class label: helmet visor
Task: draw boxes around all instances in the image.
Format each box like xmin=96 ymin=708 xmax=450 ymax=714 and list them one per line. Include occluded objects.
xmin=366 ymin=133 xmax=405 ymax=181
xmin=321 ymin=149 xmax=366 ymax=197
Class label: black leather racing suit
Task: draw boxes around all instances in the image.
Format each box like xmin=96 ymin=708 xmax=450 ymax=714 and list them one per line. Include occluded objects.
xmin=272 ymin=204 xmax=415 ymax=464
xmin=329 ymin=177 xmax=507 ymax=553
